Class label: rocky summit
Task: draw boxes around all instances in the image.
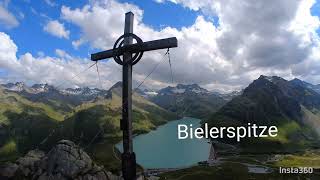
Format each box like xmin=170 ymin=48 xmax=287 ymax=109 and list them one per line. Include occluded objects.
xmin=0 ymin=140 xmax=121 ymax=180
xmin=151 ymin=83 xmax=227 ymax=119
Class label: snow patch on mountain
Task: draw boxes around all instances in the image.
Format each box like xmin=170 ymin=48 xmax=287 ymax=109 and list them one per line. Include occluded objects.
xmin=172 ymin=88 xmax=185 ymax=94
xmin=62 ymin=87 xmax=104 ymax=96
xmin=158 ymin=84 xmax=210 ymax=95
xmin=0 ymin=82 xmax=107 ymax=97
xmin=1 ymin=82 xmax=26 ymax=92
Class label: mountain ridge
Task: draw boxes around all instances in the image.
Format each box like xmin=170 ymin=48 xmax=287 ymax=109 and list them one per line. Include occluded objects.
xmin=206 ymin=75 xmax=320 ymax=152
xmin=0 ymin=81 xmax=175 ymax=169
xmin=150 ymin=83 xmax=228 ymax=119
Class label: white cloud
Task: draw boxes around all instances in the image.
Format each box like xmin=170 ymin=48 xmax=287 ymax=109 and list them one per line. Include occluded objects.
xmin=44 ymin=0 xmax=56 ymax=7
xmin=0 ymin=5 xmax=19 ymax=29
xmin=0 ymin=32 xmax=120 ymax=89
xmin=72 ymin=38 xmax=86 ymax=49
xmin=17 ymin=11 xmax=24 ymax=19
xmin=154 ymin=0 xmax=165 ymax=3
xmin=0 ymin=32 xmax=18 ymax=68
xmin=60 ymin=0 xmax=233 ymax=90
xmin=43 ymin=20 xmax=70 ymax=39
xmin=37 ymin=51 xmax=45 ymax=57
xmin=61 ymin=0 xmax=144 ymax=49
xmin=2 ymin=0 xmax=320 ymax=92
xmin=55 ymin=49 xmax=72 ymax=59
xmin=153 ymin=0 xmax=320 ymax=87
xmin=154 ymin=0 xmax=217 ymax=16
xmin=289 ymin=0 xmax=320 ymax=47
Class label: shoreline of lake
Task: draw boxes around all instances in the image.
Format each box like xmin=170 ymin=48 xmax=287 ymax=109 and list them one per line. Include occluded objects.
xmin=116 ymin=117 xmax=211 ymax=169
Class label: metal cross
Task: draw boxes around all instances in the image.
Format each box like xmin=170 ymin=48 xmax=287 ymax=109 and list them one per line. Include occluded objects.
xmin=91 ymin=12 xmax=178 ymax=180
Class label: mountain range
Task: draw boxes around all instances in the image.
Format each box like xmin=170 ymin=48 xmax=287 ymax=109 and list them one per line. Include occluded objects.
xmin=206 ymin=75 xmax=320 ymax=152
xmin=1 ymin=82 xmax=108 ymax=113
xmin=0 ymin=81 xmax=233 ymax=170
xmin=0 ymin=82 xmax=235 ymax=119
xmin=2 ymin=82 xmax=107 ymax=96
xmin=150 ymin=84 xmax=229 ymax=119
xmin=1 ymin=76 xmax=320 ymax=169
xmin=0 ymin=81 xmax=175 ymax=169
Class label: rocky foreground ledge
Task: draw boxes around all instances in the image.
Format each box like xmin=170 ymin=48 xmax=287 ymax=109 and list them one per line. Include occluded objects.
xmin=0 ymin=140 xmax=122 ymax=180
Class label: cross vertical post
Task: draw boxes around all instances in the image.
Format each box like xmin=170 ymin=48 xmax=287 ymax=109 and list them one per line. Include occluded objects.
xmin=122 ymin=12 xmax=136 ymax=180
xmin=90 ymin=11 xmax=178 ymax=180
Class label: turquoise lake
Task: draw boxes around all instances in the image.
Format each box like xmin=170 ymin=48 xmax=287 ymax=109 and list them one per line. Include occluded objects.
xmin=116 ymin=117 xmax=211 ymax=169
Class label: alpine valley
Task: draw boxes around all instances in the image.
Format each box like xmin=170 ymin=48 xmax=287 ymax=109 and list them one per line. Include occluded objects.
xmin=160 ymin=76 xmax=320 ymax=179
xmin=0 ymin=81 xmax=230 ymax=172
xmin=1 ymin=76 xmax=320 ymax=179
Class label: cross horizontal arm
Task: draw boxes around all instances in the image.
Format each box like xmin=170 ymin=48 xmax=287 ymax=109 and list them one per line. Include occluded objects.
xmin=91 ymin=37 xmax=177 ymax=61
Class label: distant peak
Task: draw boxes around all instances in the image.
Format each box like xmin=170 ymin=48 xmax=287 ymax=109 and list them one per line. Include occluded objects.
xmin=31 ymin=83 xmax=48 ymax=88
xmin=258 ymin=75 xmax=273 ymax=80
xmin=108 ymin=82 xmax=123 ymax=94
xmin=290 ymin=78 xmax=303 ymax=83
xmin=176 ymin=83 xmax=201 ymax=88
xmin=258 ymin=75 xmax=266 ymax=79
xmin=289 ymin=78 xmax=315 ymax=90
xmin=110 ymin=81 xmax=122 ymax=89
xmin=1 ymin=82 xmax=26 ymax=92
xmin=158 ymin=83 xmax=208 ymax=95
xmin=15 ymin=82 xmax=25 ymax=85
xmin=258 ymin=75 xmax=285 ymax=82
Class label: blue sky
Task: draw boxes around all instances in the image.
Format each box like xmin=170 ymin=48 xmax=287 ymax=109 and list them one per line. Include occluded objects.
xmin=2 ymin=0 xmax=202 ymax=58
xmin=5 ymin=0 xmax=316 ymax=61
xmin=312 ymin=0 xmax=320 ymax=34
xmin=0 ymin=0 xmax=320 ymax=91
xmin=4 ymin=0 xmax=95 ymax=58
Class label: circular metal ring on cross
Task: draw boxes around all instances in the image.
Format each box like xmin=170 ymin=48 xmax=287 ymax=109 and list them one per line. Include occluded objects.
xmin=113 ymin=33 xmax=144 ymax=65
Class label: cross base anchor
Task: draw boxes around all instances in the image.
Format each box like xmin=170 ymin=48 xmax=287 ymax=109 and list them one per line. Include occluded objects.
xmin=122 ymin=152 xmax=136 ymax=180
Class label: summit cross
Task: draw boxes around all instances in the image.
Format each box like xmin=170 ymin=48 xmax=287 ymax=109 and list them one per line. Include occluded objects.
xmin=91 ymin=12 xmax=178 ymax=180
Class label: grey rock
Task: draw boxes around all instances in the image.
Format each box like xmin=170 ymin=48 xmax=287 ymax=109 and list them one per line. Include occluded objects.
xmin=106 ymin=171 xmax=123 ymax=180
xmin=37 ymin=173 xmax=50 ymax=180
xmin=0 ymin=163 xmax=19 ymax=178
xmin=46 ymin=140 xmax=93 ymax=178
xmin=17 ymin=149 xmax=45 ymax=167
xmin=1 ymin=140 xmax=120 ymax=180
xmin=14 ymin=149 xmax=45 ymax=177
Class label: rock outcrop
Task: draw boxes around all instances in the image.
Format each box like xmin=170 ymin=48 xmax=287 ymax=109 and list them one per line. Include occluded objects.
xmin=0 ymin=140 xmax=122 ymax=180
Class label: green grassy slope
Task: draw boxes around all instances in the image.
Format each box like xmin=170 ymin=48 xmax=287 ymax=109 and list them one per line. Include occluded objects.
xmin=151 ymin=93 xmax=226 ymax=119
xmin=0 ymin=85 xmax=175 ymax=171
xmin=0 ymin=88 xmax=66 ymax=162
xmin=46 ymin=91 xmax=176 ymax=171
xmin=159 ymin=162 xmax=320 ymax=180
xmin=205 ymin=76 xmax=320 ymax=152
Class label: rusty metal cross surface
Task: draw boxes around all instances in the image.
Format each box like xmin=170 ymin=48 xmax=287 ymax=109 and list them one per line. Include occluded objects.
xmin=91 ymin=12 xmax=178 ymax=180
